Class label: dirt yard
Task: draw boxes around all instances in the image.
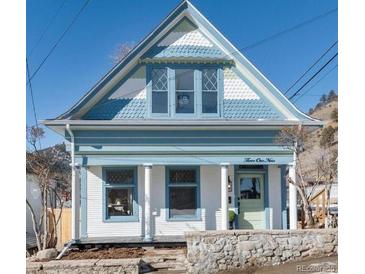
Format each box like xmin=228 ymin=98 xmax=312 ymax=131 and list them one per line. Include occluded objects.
xmin=62 ymin=246 xmax=186 ymax=260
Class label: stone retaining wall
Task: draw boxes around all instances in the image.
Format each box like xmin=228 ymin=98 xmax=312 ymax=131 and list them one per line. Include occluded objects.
xmin=26 ymin=258 xmax=141 ymax=274
xmin=185 ymin=229 xmax=337 ymax=273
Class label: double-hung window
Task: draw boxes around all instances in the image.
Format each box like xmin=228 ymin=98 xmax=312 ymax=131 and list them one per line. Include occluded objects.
xmin=202 ymin=68 xmax=218 ymax=114
xmin=103 ymin=168 xmax=138 ymax=221
xmin=151 ymin=68 xmax=168 ymax=114
xmin=175 ymin=69 xmax=195 ymax=114
xmin=167 ymin=167 xmax=200 ymax=220
xmin=150 ymin=66 xmax=220 ymax=116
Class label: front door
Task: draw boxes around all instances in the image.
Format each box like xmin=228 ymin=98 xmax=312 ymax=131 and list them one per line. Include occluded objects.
xmin=237 ymin=174 xmax=265 ymax=229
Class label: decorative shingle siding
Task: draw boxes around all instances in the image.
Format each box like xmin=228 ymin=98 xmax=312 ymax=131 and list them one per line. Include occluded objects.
xmin=85 ymin=98 xmax=147 ymax=119
xmin=83 ymin=25 xmax=282 ymax=120
xmin=84 ymin=68 xmax=281 ymax=120
xmin=143 ymin=18 xmax=227 ymax=60
xmin=223 ymin=68 xmax=282 ymax=120
xmin=84 ymin=67 xmax=148 ymax=120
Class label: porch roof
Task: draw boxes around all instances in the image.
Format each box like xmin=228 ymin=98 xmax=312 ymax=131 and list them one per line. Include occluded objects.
xmin=77 ymin=153 xmax=293 ymax=166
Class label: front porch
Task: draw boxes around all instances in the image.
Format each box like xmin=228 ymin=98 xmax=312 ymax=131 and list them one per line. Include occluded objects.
xmin=71 ymin=158 xmax=299 ymax=242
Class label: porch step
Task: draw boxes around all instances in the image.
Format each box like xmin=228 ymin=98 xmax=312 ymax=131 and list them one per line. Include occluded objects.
xmin=140 ymin=249 xmax=187 ymax=273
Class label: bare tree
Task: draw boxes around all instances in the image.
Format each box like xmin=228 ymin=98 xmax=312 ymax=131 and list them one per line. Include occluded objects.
xmin=276 ymin=126 xmax=315 ymax=227
xmin=26 ymin=126 xmax=71 ymax=251
xmin=276 ymin=125 xmax=338 ymax=228
xmin=319 ymin=126 xmax=338 ymax=227
xmin=110 ymin=42 xmax=135 ymax=64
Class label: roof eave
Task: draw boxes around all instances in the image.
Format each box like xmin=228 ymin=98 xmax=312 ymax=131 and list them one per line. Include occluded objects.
xmin=43 ymin=119 xmax=324 ymax=127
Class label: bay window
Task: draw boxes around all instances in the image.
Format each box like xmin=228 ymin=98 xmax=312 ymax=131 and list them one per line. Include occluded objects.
xmin=167 ymin=166 xmax=200 ymax=220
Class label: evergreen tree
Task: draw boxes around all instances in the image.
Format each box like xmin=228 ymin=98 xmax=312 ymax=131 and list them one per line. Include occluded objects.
xmin=320 ymin=94 xmax=327 ymax=103
xmin=327 ymin=90 xmax=337 ymax=101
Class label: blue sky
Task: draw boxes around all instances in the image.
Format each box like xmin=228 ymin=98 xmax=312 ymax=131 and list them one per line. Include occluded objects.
xmin=26 ymin=0 xmax=338 ymax=148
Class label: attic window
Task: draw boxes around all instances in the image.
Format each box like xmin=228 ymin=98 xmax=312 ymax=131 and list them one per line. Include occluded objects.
xmin=202 ymin=69 xmax=218 ymax=113
xmin=175 ymin=69 xmax=194 ymax=114
xmin=152 ymin=68 xmax=168 ymax=114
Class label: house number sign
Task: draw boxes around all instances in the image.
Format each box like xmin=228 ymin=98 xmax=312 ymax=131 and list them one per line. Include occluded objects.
xmin=243 ymin=157 xmax=276 ymax=163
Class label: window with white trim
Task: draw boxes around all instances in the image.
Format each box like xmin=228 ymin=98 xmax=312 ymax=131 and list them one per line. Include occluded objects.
xmin=202 ymin=68 xmax=218 ymax=113
xmin=175 ymin=69 xmax=195 ymax=114
xmin=152 ymin=68 xmax=168 ymax=114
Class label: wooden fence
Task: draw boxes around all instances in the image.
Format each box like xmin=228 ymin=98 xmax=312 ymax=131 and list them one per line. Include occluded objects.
xmin=50 ymin=208 xmax=72 ymax=249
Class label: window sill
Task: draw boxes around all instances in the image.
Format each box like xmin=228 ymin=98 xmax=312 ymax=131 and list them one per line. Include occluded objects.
xmin=166 ymin=215 xmax=202 ymax=222
xmin=103 ymin=216 xmax=139 ymax=223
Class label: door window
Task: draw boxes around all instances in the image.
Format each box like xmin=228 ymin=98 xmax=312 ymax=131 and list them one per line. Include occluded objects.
xmin=240 ymin=176 xmax=261 ymax=199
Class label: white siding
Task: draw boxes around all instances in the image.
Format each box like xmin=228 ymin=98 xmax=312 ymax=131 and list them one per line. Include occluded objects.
xmin=87 ymin=166 xmax=144 ymax=237
xmin=152 ymin=165 xmax=222 ymax=235
xmin=268 ymin=165 xmax=282 ymax=229
xmin=26 ymin=175 xmax=42 ymax=248
xmin=86 ymin=165 xmax=226 ymax=237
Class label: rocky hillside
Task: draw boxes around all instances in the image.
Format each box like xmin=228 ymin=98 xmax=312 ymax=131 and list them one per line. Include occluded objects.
xmin=299 ymin=91 xmax=338 ymax=181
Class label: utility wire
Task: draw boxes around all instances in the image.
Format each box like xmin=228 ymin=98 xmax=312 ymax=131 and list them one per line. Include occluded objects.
xmin=26 ymin=58 xmax=42 ymax=148
xmin=27 ymin=0 xmax=91 ymax=84
xmin=288 ymin=53 xmax=338 ymax=101
xmin=284 ymin=41 xmax=337 ymax=95
xmin=41 ymin=5 xmax=337 ymax=111
xmin=27 ymin=0 xmax=67 ymax=58
xmin=293 ymin=64 xmax=338 ymax=102
xmin=26 ymin=58 xmax=39 ymax=127
xmin=87 ymin=34 xmax=339 ymax=110
xmin=237 ymin=8 xmax=337 ymax=52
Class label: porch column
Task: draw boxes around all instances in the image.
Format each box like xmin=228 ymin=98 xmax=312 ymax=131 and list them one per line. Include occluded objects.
xmin=220 ymin=163 xmax=229 ymax=230
xmin=288 ymin=163 xmax=298 ymax=229
xmin=144 ymin=164 xmax=153 ymax=241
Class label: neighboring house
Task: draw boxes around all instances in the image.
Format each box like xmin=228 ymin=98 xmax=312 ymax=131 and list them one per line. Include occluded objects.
xmin=44 ymin=1 xmax=322 ymax=242
xmin=26 ymin=174 xmax=42 ymax=249
xmin=26 ymin=174 xmax=59 ymax=250
xmin=26 ymin=144 xmax=71 ymax=250
xmin=307 ymin=182 xmax=338 ymax=212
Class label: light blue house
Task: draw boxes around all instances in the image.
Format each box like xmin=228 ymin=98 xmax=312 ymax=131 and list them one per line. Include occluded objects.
xmin=44 ymin=0 xmax=321 ymax=243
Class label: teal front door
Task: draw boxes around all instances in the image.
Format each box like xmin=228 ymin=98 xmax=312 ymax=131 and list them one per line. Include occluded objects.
xmin=237 ymin=174 xmax=265 ymax=229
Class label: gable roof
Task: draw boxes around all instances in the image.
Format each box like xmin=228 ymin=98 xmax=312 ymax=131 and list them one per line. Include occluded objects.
xmin=45 ymin=0 xmax=321 ymax=127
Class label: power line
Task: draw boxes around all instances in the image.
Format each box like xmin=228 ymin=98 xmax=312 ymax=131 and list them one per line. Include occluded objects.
xmin=27 ymin=0 xmax=91 ymax=84
xmin=288 ymin=53 xmax=338 ymax=101
xmin=284 ymin=41 xmax=337 ymax=95
xmin=238 ymin=8 xmax=337 ymax=52
xmin=26 ymin=58 xmax=42 ymax=148
xmin=26 ymin=58 xmax=39 ymax=127
xmin=293 ymin=64 xmax=338 ymax=102
xmin=47 ymin=5 xmax=338 ymax=111
xmin=27 ymin=0 xmax=67 ymax=58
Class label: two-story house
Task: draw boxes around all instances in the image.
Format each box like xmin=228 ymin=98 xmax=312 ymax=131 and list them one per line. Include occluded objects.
xmin=44 ymin=0 xmax=321 ymax=243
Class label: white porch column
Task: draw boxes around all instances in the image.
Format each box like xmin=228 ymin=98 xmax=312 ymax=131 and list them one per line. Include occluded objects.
xmin=144 ymin=164 xmax=153 ymax=241
xmin=220 ymin=163 xmax=229 ymax=230
xmin=289 ymin=163 xmax=298 ymax=229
